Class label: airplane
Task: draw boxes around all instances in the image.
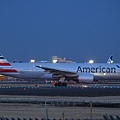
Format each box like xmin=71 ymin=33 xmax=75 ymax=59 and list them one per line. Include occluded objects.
xmin=0 ymin=53 xmax=120 ymax=87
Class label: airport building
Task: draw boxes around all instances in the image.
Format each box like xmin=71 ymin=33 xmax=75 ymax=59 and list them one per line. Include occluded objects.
xmin=29 ymin=56 xmax=73 ymax=63
xmin=51 ymin=56 xmax=73 ymax=63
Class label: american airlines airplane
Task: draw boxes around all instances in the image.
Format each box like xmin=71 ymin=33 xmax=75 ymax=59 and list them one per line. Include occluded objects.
xmin=0 ymin=53 xmax=120 ymax=86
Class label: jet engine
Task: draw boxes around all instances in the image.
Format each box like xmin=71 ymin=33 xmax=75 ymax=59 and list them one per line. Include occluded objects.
xmin=77 ymin=73 xmax=94 ymax=83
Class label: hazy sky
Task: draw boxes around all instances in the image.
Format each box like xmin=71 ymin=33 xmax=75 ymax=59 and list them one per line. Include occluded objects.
xmin=0 ymin=0 xmax=120 ymax=62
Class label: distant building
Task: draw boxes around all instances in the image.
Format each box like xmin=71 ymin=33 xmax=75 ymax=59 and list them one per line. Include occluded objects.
xmin=51 ymin=56 xmax=73 ymax=63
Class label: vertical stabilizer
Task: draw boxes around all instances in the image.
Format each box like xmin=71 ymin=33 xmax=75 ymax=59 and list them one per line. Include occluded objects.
xmin=107 ymin=55 xmax=113 ymax=64
xmin=0 ymin=53 xmax=11 ymax=66
xmin=0 ymin=53 xmax=17 ymax=73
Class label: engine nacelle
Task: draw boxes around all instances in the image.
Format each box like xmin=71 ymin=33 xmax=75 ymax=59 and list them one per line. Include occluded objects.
xmin=78 ymin=73 xmax=94 ymax=83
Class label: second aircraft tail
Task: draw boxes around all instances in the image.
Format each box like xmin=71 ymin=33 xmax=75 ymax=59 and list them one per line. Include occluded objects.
xmin=0 ymin=53 xmax=12 ymax=66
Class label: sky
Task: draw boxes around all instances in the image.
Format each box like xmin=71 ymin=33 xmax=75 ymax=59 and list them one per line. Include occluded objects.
xmin=0 ymin=0 xmax=120 ymax=63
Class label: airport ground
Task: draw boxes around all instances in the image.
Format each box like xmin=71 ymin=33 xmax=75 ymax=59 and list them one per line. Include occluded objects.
xmin=0 ymin=101 xmax=120 ymax=120
xmin=0 ymin=81 xmax=120 ymax=120
xmin=0 ymin=95 xmax=120 ymax=120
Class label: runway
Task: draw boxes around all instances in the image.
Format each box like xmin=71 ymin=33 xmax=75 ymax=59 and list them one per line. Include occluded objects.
xmin=0 ymin=83 xmax=120 ymax=96
xmin=0 ymin=82 xmax=120 ymax=119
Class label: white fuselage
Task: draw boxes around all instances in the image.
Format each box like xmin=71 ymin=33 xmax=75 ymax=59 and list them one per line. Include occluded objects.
xmin=1 ymin=62 xmax=120 ymax=81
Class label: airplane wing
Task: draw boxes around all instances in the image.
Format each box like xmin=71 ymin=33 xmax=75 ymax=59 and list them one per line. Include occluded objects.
xmin=36 ymin=66 xmax=77 ymax=77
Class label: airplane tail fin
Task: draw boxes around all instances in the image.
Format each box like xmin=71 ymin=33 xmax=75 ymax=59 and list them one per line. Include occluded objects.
xmin=107 ymin=55 xmax=113 ymax=64
xmin=0 ymin=53 xmax=18 ymax=73
xmin=0 ymin=53 xmax=12 ymax=66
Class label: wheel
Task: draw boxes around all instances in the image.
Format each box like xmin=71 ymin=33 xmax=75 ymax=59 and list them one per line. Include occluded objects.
xmin=55 ymin=83 xmax=58 ymax=87
xmin=54 ymin=82 xmax=67 ymax=87
xmin=54 ymin=82 xmax=62 ymax=87
xmin=62 ymin=82 xmax=67 ymax=86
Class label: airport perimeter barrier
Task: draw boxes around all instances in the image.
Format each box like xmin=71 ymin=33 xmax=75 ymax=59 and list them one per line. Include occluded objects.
xmin=0 ymin=97 xmax=120 ymax=108
xmin=103 ymin=114 xmax=120 ymax=120
xmin=0 ymin=115 xmax=120 ymax=120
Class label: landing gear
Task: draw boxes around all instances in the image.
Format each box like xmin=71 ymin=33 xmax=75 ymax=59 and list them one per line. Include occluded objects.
xmin=54 ymin=82 xmax=67 ymax=87
xmin=54 ymin=77 xmax=67 ymax=87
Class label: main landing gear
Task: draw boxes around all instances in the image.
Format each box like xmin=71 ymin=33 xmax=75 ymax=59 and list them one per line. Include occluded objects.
xmin=54 ymin=82 xmax=67 ymax=87
xmin=54 ymin=77 xmax=67 ymax=87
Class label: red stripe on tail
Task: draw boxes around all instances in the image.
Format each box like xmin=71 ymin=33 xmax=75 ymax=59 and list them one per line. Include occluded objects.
xmin=0 ymin=63 xmax=11 ymax=66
